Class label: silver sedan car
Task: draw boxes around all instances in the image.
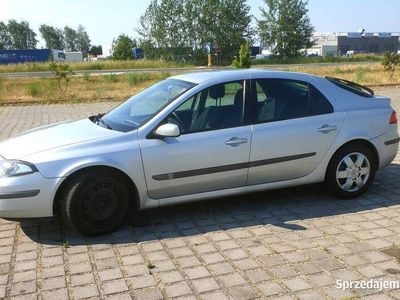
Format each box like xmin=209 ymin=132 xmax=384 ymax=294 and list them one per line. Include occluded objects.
xmin=0 ymin=70 xmax=398 ymax=235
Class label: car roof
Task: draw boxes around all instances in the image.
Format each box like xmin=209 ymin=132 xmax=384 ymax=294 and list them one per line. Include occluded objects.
xmin=170 ymin=69 xmax=318 ymax=84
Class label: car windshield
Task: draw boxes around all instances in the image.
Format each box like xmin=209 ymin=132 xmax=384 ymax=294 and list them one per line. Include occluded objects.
xmin=99 ymin=79 xmax=195 ymax=132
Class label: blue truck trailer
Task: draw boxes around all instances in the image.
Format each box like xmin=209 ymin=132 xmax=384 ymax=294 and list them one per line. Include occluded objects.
xmin=0 ymin=49 xmax=65 ymax=64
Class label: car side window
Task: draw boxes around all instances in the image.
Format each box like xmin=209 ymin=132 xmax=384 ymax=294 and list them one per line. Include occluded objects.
xmin=255 ymin=79 xmax=333 ymax=123
xmin=166 ymin=81 xmax=245 ymax=134
xmin=256 ymin=79 xmax=310 ymax=122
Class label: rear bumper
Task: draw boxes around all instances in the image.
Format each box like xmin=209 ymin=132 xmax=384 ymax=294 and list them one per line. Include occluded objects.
xmin=371 ymin=132 xmax=399 ymax=169
xmin=0 ymin=173 xmax=59 ymax=218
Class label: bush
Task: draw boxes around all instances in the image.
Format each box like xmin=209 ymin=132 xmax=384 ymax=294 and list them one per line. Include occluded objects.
xmin=27 ymin=83 xmax=40 ymax=97
xmin=382 ymin=51 xmax=400 ymax=79
xmin=83 ymin=72 xmax=90 ymax=81
xmin=232 ymin=42 xmax=251 ymax=68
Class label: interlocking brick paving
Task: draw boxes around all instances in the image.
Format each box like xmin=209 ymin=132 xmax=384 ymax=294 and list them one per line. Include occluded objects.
xmin=0 ymin=86 xmax=399 ymax=299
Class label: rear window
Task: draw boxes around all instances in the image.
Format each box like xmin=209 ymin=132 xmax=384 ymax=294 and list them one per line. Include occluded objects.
xmin=326 ymin=77 xmax=374 ymax=98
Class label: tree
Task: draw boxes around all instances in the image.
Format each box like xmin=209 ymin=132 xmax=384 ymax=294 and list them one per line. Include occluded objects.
xmin=49 ymin=62 xmax=74 ymax=92
xmin=111 ymin=34 xmax=134 ymax=60
xmin=258 ymin=0 xmax=314 ymax=58
xmin=89 ymin=45 xmax=103 ymax=56
xmin=137 ymin=0 xmax=253 ymax=64
xmin=39 ymin=25 xmax=65 ymax=49
xmin=76 ymin=25 xmax=91 ymax=52
xmin=0 ymin=21 xmax=12 ymax=49
xmin=382 ymin=51 xmax=400 ymax=79
xmin=64 ymin=26 xmax=78 ymax=51
xmin=7 ymin=19 xmax=37 ymax=49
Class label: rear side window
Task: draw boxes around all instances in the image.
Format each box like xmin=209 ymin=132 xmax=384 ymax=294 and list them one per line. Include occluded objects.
xmin=254 ymin=79 xmax=334 ymax=123
xmin=310 ymin=85 xmax=334 ymax=115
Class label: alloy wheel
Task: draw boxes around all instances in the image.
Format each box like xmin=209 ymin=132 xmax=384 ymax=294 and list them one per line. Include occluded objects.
xmin=336 ymin=152 xmax=370 ymax=192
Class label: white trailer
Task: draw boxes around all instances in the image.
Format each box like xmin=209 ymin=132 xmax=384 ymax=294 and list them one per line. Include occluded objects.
xmin=64 ymin=52 xmax=84 ymax=62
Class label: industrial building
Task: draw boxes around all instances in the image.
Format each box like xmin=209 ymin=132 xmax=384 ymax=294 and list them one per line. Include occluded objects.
xmin=338 ymin=32 xmax=399 ymax=55
xmin=307 ymin=32 xmax=400 ymax=57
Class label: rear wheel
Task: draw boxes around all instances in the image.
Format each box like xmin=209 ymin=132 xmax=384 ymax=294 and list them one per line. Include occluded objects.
xmin=61 ymin=169 xmax=130 ymax=236
xmin=325 ymin=143 xmax=376 ymax=199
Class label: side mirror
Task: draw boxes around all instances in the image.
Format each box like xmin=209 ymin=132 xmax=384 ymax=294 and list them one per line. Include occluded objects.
xmin=154 ymin=123 xmax=180 ymax=138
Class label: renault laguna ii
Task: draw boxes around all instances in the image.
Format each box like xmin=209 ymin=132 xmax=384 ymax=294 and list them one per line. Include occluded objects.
xmin=0 ymin=70 xmax=398 ymax=235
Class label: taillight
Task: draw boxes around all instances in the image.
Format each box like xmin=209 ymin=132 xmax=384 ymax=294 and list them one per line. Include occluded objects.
xmin=390 ymin=110 xmax=397 ymax=124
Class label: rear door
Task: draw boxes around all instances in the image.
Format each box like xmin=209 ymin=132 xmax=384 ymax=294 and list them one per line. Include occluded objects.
xmin=247 ymin=78 xmax=344 ymax=185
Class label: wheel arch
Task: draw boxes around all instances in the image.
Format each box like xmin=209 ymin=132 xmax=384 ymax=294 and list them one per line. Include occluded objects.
xmin=326 ymin=138 xmax=380 ymax=179
xmin=53 ymin=165 xmax=140 ymax=216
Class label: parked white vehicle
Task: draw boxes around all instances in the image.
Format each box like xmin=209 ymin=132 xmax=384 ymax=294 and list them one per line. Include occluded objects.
xmin=0 ymin=70 xmax=398 ymax=235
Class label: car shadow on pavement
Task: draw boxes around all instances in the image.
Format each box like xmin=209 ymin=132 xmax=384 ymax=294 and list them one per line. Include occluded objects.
xmin=19 ymin=163 xmax=400 ymax=246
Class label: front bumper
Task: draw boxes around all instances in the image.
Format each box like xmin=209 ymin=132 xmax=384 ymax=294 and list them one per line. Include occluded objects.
xmin=0 ymin=172 xmax=60 ymax=218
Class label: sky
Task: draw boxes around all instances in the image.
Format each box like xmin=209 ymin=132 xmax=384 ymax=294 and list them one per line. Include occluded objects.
xmin=1 ymin=0 xmax=399 ymax=55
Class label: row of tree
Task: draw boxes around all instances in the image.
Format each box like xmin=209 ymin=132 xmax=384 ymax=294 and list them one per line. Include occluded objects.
xmin=136 ymin=0 xmax=253 ymax=64
xmin=0 ymin=20 xmax=37 ymax=49
xmin=0 ymin=20 xmax=102 ymax=55
xmin=39 ymin=24 xmax=90 ymax=52
xmin=126 ymin=0 xmax=314 ymax=63
xmin=1 ymin=0 xmax=314 ymax=63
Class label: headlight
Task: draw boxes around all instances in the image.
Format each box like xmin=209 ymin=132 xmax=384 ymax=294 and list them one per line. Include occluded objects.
xmin=0 ymin=160 xmax=38 ymax=178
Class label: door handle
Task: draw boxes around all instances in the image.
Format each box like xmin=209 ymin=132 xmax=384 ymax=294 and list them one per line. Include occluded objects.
xmin=318 ymin=124 xmax=337 ymax=134
xmin=225 ymin=137 xmax=248 ymax=146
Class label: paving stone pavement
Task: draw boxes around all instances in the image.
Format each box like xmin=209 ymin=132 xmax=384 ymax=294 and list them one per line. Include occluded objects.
xmin=0 ymin=89 xmax=399 ymax=300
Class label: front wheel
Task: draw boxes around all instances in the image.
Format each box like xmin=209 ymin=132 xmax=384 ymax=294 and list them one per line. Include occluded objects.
xmin=60 ymin=170 xmax=130 ymax=236
xmin=325 ymin=144 xmax=376 ymax=199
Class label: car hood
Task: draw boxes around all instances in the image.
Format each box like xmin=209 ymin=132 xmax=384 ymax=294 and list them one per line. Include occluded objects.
xmin=0 ymin=118 xmax=120 ymax=159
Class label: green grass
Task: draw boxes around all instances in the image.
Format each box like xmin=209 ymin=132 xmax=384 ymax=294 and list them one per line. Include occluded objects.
xmin=0 ymin=72 xmax=173 ymax=104
xmin=252 ymin=54 xmax=383 ymax=66
xmin=0 ymin=63 xmax=398 ymax=105
xmin=104 ymin=74 xmax=119 ymax=83
xmin=0 ymin=59 xmax=191 ymax=74
xmin=0 ymin=54 xmax=384 ymax=74
xmin=127 ymin=72 xmax=171 ymax=86
xmin=26 ymin=83 xmax=40 ymax=97
xmin=82 ymin=72 xmax=91 ymax=81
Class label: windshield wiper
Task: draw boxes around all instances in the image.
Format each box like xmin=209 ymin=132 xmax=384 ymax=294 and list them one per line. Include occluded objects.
xmin=92 ymin=113 xmax=112 ymax=130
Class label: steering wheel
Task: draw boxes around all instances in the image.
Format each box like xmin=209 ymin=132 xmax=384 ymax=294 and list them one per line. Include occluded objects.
xmin=169 ymin=112 xmax=185 ymax=131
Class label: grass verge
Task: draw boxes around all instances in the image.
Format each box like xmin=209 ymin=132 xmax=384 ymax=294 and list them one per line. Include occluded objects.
xmin=286 ymin=64 xmax=400 ymax=86
xmin=252 ymin=54 xmax=383 ymax=66
xmin=0 ymin=60 xmax=190 ymax=73
xmin=0 ymin=54 xmax=383 ymax=74
xmin=0 ymin=63 xmax=398 ymax=105
xmin=0 ymin=72 xmax=171 ymax=105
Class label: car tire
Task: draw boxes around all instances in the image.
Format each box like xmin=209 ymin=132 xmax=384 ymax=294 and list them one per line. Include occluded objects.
xmin=325 ymin=143 xmax=376 ymax=199
xmin=60 ymin=169 xmax=130 ymax=236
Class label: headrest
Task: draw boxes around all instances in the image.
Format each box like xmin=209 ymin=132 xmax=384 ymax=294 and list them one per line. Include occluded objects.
xmin=234 ymin=88 xmax=243 ymax=106
xmin=209 ymin=84 xmax=225 ymax=99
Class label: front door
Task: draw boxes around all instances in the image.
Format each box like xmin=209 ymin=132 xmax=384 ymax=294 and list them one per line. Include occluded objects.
xmin=139 ymin=80 xmax=252 ymax=199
